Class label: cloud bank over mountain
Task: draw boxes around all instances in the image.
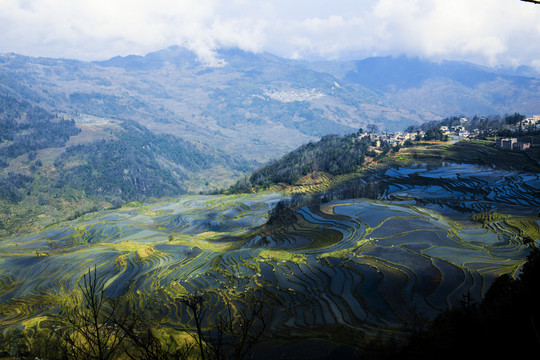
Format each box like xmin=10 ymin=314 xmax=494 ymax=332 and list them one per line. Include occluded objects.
xmin=1 ymin=0 xmax=539 ymax=69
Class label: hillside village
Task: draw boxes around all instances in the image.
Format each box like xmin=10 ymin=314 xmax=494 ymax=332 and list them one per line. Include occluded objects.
xmin=492 ymin=114 xmax=540 ymax=150
xmin=361 ymin=114 xmax=540 ymax=151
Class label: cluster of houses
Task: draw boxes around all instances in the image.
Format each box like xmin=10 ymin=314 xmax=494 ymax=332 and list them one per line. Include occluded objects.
xmin=442 ymin=116 xmax=540 ymax=140
xmin=357 ymin=115 xmax=538 ymax=151
xmin=449 ymin=116 xmax=537 ymax=151
xmin=493 ymin=115 xmax=538 ymax=151
xmin=358 ymin=132 xmax=416 ymax=147
xmin=438 ymin=117 xmax=500 ymax=138
xmin=521 ymin=115 xmax=540 ymax=128
xmin=380 ymin=132 xmax=416 ymax=146
xmin=439 ymin=117 xmax=472 ymax=137
xmin=495 ymin=137 xmax=530 ymax=151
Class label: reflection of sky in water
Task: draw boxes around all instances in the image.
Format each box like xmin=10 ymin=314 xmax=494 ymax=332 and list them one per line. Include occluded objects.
xmin=0 ymin=190 xmax=534 ymax=334
xmin=382 ymin=163 xmax=540 ymax=216
xmin=386 ymin=163 xmax=513 ymax=179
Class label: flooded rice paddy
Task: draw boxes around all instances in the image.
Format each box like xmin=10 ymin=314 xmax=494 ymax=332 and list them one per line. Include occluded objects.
xmin=0 ymin=163 xmax=539 ymax=338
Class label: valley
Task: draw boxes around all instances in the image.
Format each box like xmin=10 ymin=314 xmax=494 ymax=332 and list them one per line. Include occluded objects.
xmin=2 ymin=47 xmax=540 ymax=166
xmin=1 ymin=47 xmax=540 ymax=358
xmin=1 ymin=150 xmax=539 ymax=357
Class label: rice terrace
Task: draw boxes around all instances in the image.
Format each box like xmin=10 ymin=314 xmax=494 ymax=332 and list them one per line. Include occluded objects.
xmin=1 ymin=144 xmax=539 ymax=358
xmin=2 ymin=1 xmax=540 ymax=354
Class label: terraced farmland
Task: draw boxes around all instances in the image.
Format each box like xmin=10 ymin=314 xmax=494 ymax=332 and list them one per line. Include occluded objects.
xmin=380 ymin=163 xmax=540 ymax=218
xmin=0 ymin=164 xmax=539 ymax=345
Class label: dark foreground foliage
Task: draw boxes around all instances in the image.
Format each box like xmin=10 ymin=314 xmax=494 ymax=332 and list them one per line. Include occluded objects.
xmin=0 ymin=267 xmax=276 ymax=360
xmin=393 ymin=248 xmax=540 ymax=359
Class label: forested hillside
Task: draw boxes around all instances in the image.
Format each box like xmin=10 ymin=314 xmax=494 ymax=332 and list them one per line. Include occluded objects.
xmin=229 ymin=132 xmax=378 ymax=192
xmin=54 ymin=120 xmax=252 ymax=201
xmin=0 ymin=95 xmax=253 ymax=236
xmin=0 ymin=93 xmax=80 ymax=168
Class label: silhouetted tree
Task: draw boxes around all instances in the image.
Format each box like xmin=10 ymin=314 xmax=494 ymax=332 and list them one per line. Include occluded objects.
xmin=397 ymin=248 xmax=540 ymax=359
xmin=57 ymin=267 xmax=134 ymax=360
xmin=122 ymin=320 xmax=195 ymax=360
xmin=177 ymin=292 xmax=209 ymax=360
xmin=210 ymin=292 xmax=274 ymax=360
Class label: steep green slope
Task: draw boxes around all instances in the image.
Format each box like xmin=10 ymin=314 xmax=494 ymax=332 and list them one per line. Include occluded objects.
xmin=0 ymin=93 xmax=81 ymax=168
xmin=54 ymin=120 xmax=251 ymax=201
xmin=229 ymin=133 xmax=378 ymax=193
xmin=0 ymin=95 xmax=254 ymax=237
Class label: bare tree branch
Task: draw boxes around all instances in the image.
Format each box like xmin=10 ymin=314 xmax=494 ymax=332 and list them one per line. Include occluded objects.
xmin=57 ymin=266 xmax=133 ymax=360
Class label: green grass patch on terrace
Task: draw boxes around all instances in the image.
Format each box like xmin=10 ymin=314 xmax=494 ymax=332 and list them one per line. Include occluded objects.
xmin=319 ymin=247 xmax=357 ymax=259
xmin=121 ymin=200 xmax=145 ymax=208
xmin=166 ymin=233 xmax=246 ymax=252
xmin=470 ymin=212 xmax=540 ymax=244
xmin=470 ymin=212 xmax=510 ymax=224
xmin=257 ymin=249 xmax=307 ymax=264
xmin=506 ymin=217 xmax=540 ymax=243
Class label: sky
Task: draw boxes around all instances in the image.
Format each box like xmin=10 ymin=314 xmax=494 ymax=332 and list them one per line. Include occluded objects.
xmin=1 ymin=0 xmax=539 ymax=69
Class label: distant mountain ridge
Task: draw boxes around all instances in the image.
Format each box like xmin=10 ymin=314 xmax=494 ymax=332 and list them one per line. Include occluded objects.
xmin=333 ymin=55 xmax=540 ymax=116
xmin=2 ymin=46 xmax=538 ymax=166
xmin=345 ymin=56 xmax=501 ymax=90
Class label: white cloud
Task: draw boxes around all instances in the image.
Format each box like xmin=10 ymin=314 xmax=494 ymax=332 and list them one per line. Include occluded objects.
xmin=0 ymin=0 xmax=539 ymax=69
xmin=367 ymin=0 xmax=539 ymax=67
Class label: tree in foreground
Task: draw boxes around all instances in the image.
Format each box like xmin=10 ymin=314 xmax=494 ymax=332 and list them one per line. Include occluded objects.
xmin=49 ymin=267 xmax=276 ymax=360
xmin=56 ymin=266 xmax=134 ymax=360
xmin=173 ymin=288 xmax=275 ymax=360
xmin=396 ymin=248 xmax=540 ymax=359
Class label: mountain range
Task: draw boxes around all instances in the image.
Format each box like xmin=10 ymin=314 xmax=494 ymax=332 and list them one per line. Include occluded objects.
xmin=1 ymin=46 xmax=540 ymax=357
xmin=1 ymin=46 xmax=539 ymax=235
xmin=2 ymin=46 xmax=539 ymax=164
